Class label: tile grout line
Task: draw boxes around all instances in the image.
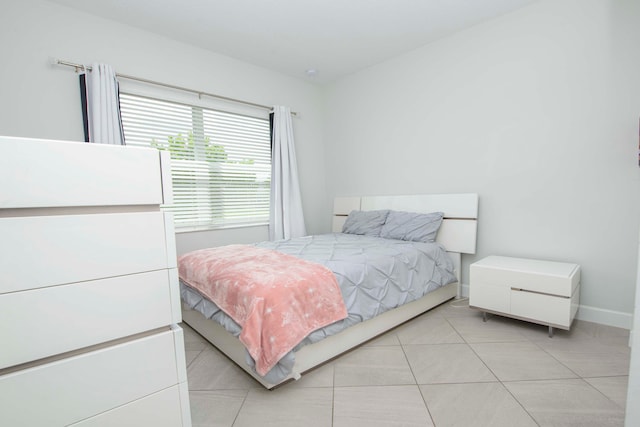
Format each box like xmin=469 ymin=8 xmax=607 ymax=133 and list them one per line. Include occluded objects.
xmin=528 ymin=336 xmax=583 ymax=380
xmin=443 ymin=312 xmax=542 ymax=426
xmin=398 ymin=340 xmax=437 ymax=426
xmin=230 ymin=388 xmax=250 ymax=427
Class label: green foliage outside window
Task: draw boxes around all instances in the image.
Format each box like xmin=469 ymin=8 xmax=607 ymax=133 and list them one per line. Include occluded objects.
xmin=151 ymin=131 xmax=255 ymax=164
xmin=151 ymin=131 xmax=227 ymax=162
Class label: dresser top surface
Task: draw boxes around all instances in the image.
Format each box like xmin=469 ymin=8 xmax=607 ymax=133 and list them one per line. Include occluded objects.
xmin=472 ymin=255 xmax=579 ymax=278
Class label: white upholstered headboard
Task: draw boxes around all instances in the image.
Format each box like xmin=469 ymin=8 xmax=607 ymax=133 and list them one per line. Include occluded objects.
xmin=332 ymin=193 xmax=478 ymax=286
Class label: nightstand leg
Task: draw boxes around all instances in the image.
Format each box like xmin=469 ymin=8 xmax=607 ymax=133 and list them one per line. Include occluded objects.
xmin=548 ymin=326 xmax=554 ymax=338
xmin=483 ymin=312 xmax=487 ymax=322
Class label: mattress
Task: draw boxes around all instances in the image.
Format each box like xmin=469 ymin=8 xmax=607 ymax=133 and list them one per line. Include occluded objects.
xmin=180 ymin=232 xmax=456 ymax=383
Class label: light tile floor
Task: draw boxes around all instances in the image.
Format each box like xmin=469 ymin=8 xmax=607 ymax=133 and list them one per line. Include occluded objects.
xmin=182 ymin=299 xmax=630 ymax=427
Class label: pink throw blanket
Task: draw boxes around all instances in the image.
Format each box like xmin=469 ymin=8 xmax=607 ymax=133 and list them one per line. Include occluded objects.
xmin=178 ymin=245 xmax=348 ymax=376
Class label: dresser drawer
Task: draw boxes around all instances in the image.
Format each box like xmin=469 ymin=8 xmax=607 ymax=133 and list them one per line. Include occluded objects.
xmin=0 ymin=211 xmax=174 ymax=294
xmin=0 ymin=269 xmax=180 ymax=369
xmin=0 ymin=328 xmax=186 ymax=427
xmin=69 ymin=383 xmax=191 ymax=427
xmin=0 ymin=136 xmax=163 ymax=209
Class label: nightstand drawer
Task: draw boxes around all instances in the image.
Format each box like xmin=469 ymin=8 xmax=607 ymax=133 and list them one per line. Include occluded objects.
xmin=510 ymin=285 xmax=580 ymax=328
xmin=471 ymin=256 xmax=580 ymax=297
xmin=469 ymin=281 xmax=510 ymax=313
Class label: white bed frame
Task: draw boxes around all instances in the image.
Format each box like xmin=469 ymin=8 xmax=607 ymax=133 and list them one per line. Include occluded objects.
xmin=182 ymin=193 xmax=478 ymax=389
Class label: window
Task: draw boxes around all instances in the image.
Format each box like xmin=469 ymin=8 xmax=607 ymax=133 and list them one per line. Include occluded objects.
xmin=120 ymin=93 xmax=271 ymax=231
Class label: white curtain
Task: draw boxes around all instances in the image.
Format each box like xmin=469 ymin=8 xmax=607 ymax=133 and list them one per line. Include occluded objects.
xmin=269 ymin=106 xmax=306 ymax=240
xmin=83 ymin=63 xmax=125 ymax=145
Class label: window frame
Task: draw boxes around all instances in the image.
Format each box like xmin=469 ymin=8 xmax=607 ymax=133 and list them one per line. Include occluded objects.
xmin=119 ymin=92 xmax=272 ymax=232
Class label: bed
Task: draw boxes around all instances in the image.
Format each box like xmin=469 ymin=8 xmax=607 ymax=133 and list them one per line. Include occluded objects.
xmin=180 ymin=193 xmax=478 ymax=388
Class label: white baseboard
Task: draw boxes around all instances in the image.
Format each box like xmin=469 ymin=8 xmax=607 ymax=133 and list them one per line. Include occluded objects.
xmin=575 ymin=304 xmax=633 ymax=330
xmin=459 ymin=284 xmax=633 ymax=330
xmin=459 ymin=283 xmax=470 ymax=298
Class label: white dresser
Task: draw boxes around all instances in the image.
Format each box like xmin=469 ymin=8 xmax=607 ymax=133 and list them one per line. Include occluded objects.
xmin=469 ymin=255 xmax=580 ymax=336
xmin=0 ymin=136 xmax=191 ymax=426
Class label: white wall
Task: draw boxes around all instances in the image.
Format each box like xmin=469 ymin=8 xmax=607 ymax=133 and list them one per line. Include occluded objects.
xmin=324 ymin=0 xmax=640 ymax=327
xmin=0 ymin=0 xmax=327 ymax=253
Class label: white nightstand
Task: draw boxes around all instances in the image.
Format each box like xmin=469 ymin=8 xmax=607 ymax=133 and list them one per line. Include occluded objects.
xmin=469 ymin=256 xmax=580 ymax=337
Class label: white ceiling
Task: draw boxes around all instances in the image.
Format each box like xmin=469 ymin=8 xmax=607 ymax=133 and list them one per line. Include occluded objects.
xmin=49 ymin=0 xmax=538 ymax=84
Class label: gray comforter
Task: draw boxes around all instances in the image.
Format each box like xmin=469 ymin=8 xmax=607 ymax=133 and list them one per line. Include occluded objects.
xmin=180 ymin=233 xmax=456 ymax=383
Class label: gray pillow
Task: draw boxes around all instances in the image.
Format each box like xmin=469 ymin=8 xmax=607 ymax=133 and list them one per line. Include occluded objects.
xmin=379 ymin=210 xmax=444 ymax=242
xmin=342 ymin=210 xmax=390 ymax=236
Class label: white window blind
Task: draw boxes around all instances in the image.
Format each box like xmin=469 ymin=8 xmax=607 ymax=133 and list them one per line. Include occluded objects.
xmin=119 ymin=93 xmax=271 ymax=230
